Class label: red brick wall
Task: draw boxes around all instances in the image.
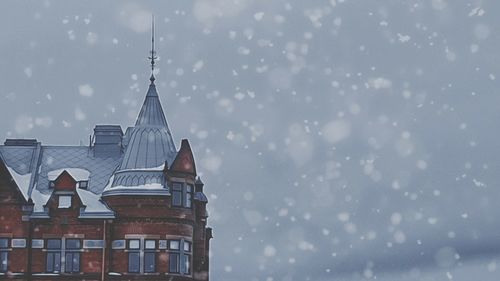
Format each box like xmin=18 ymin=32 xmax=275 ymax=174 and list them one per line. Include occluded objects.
xmin=0 ymin=163 xmax=211 ymax=280
xmin=0 ymin=163 xmax=30 ymax=274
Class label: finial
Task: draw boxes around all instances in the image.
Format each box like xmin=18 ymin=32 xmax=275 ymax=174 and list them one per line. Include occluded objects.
xmin=148 ymin=15 xmax=157 ymax=83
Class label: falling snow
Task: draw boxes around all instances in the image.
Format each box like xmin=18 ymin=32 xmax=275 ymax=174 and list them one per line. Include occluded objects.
xmin=1 ymin=1 xmax=500 ymax=281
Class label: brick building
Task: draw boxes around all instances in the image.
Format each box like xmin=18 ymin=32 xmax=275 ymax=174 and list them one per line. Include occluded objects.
xmin=0 ymin=28 xmax=212 ymax=280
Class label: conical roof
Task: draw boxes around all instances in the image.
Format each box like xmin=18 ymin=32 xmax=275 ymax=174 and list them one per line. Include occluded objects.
xmin=103 ymin=77 xmax=177 ymax=195
xmin=135 ymin=81 xmax=169 ymax=127
xmin=119 ymin=79 xmax=177 ymax=171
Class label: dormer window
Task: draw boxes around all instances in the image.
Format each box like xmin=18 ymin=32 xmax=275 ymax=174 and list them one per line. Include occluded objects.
xmin=58 ymin=196 xmax=72 ymax=208
xmin=49 ymin=181 xmax=56 ymax=189
xmin=78 ymin=181 xmax=88 ymax=189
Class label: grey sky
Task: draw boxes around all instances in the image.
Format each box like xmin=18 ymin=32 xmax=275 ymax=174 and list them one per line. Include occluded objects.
xmin=1 ymin=1 xmax=500 ymax=280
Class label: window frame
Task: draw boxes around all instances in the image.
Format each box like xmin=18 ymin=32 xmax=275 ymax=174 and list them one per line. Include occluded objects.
xmin=126 ymin=238 xmax=157 ymax=274
xmin=167 ymin=239 xmax=191 ymax=276
xmin=171 ymin=183 xmax=193 ymax=209
xmin=64 ymin=239 xmax=81 ymax=273
xmin=0 ymin=238 xmax=9 ymax=273
xmin=58 ymin=195 xmax=72 ymax=209
xmin=185 ymin=184 xmax=193 ymax=208
xmin=172 ymin=183 xmax=183 ymax=207
xmin=127 ymin=239 xmax=141 ymax=273
xmin=144 ymin=239 xmax=156 ymax=273
xmin=78 ymin=180 xmax=89 ymax=189
xmin=46 ymin=239 xmax=62 ymax=273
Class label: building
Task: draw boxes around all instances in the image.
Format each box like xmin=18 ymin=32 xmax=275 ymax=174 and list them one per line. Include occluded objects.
xmin=0 ymin=25 xmax=212 ymax=280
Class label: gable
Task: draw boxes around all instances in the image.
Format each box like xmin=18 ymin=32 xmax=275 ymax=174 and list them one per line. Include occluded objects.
xmin=52 ymin=170 xmax=77 ymax=191
xmin=170 ymin=139 xmax=197 ymax=175
xmin=0 ymin=154 xmax=29 ymax=203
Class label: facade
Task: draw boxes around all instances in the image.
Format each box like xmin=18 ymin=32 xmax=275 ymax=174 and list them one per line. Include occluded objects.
xmin=0 ymin=36 xmax=212 ymax=280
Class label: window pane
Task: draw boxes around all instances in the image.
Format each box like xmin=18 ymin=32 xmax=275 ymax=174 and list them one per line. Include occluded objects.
xmin=169 ymin=253 xmax=179 ymax=273
xmin=181 ymin=254 xmax=190 ymax=274
xmin=145 ymin=240 xmax=156 ymax=249
xmin=0 ymin=252 xmax=7 ymax=272
xmin=185 ymin=193 xmax=192 ymax=208
xmin=58 ymin=196 xmax=72 ymax=208
xmin=79 ymin=181 xmax=88 ymax=189
xmin=144 ymin=252 xmax=156 ymax=273
xmin=183 ymin=241 xmax=191 ymax=253
xmin=73 ymin=253 xmax=80 ymax=272
xmin=128 ymin=252 xmax=140 ymax=273
xmin=66 ymin=239 xmax=81 ymax=249
xmin=84 ymin=240 xmax=104 ymax=249
xmin=64 ymin=253 xmax=80 ymax=272
xmin=0 ymin=239 xmax=8 ymax=248
xmin=173 ymin=190 xmax=182 ymax=206
xmin=47 ymin=239 xmax=61 ymax=249
xmin=65 ymin=253 xmax=72 ymax=272
xmin=128 ymin=239 xmax=140 ymax=249
xmin=111 ymin=240 xmax=125 ymax=249
xmin=173 ymin=183 xmax=182 ymax=191
xmin=54 ymin=253 xmax=61 ymax=272
xmin=169 ymin=240 xmax=180 ymax=250
xmin=47 ymin=252 xmax=61 ymax=272
xmin=46 ymin=253 xmax=53 ymax=272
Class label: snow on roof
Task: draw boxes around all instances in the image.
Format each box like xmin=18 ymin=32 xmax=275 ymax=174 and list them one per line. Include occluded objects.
xmin=31 ymin=188 xmax=50 ymax=213
xmin=6 ymin=166 xmax=31 ymax=201
xmin=102 ymin=173 xmax=169 ymax=196
xmin=76 ymin=188 xmax=113 ymax=213
xmin=48 ymin=168 xmax=90 ymax=182
xmin=111 ymin=183 xmax=165 ymax=190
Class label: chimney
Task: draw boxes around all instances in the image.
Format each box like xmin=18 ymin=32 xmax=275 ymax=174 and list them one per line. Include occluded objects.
xmin=93 ymin=125 xmax=123 ymax=158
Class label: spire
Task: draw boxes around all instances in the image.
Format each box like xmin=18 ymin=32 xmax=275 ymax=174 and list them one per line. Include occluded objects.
xmin=113 ymin=17 xmax=177 ymax=173
xmin=148 ymin=15 xmax=157 ymax=84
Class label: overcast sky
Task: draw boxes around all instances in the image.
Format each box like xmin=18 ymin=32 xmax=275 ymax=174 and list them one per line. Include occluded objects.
xmin=2 ymin=1 xmax=500 ymax=280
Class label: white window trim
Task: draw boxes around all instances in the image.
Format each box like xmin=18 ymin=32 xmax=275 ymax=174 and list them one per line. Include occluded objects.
xmin=58 ymin=196 xmax=72 ymax=209
xmin=11 ymin=239 xmax=26 ymax=248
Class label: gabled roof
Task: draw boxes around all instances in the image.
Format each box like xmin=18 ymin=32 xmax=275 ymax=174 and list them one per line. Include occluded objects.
xmin=0 ymin=144 xmax=121 ymax=217
xmin=0 ymin=149 xmax=30 ymax=202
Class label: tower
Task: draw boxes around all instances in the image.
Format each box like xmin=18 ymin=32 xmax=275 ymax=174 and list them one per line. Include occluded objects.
xmin=101 ymin=18 xmax=212 ymax=280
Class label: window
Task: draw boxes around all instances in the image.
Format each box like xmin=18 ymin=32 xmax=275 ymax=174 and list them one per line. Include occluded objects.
xmin=182 ymin=241 xmax=191 ymax=275
xmin=172 ymin=183 xmax=193 ymax=209
xmin=168 ymin=239 xmax=191 ymax=275
xmin=144 ymin=240 xmax=156 ymax=273
xmin=128 ymin=239 xmax=140 ymax=273
xmin=83 ymin=240 xmax=104 ymax=249
xmin=58 ymin=196 xmax=72 ymax=208
xmin=185 ymin=185 xmax=193 ymax=208
xmin=0 ymin=238 xmax=8 ymax=273
xmin=65 ymin=239 xmax=81 ymax=273
xmin=78 ymin=181 xmax=88 ymax=189
xmin=127 ymin=239 xmax=157 ymax=274
xmin=172 ymin=183 xmax=183 ymax=207
xmin=32 ymin=239 xmax=44 ymax=249
xmin=12 ymin=239 xmax=26 ymax=248
xmin=112 ymin=240 xmax=125 ymax=249
xmin=46 ymin=239 xmax=61 ymax=273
